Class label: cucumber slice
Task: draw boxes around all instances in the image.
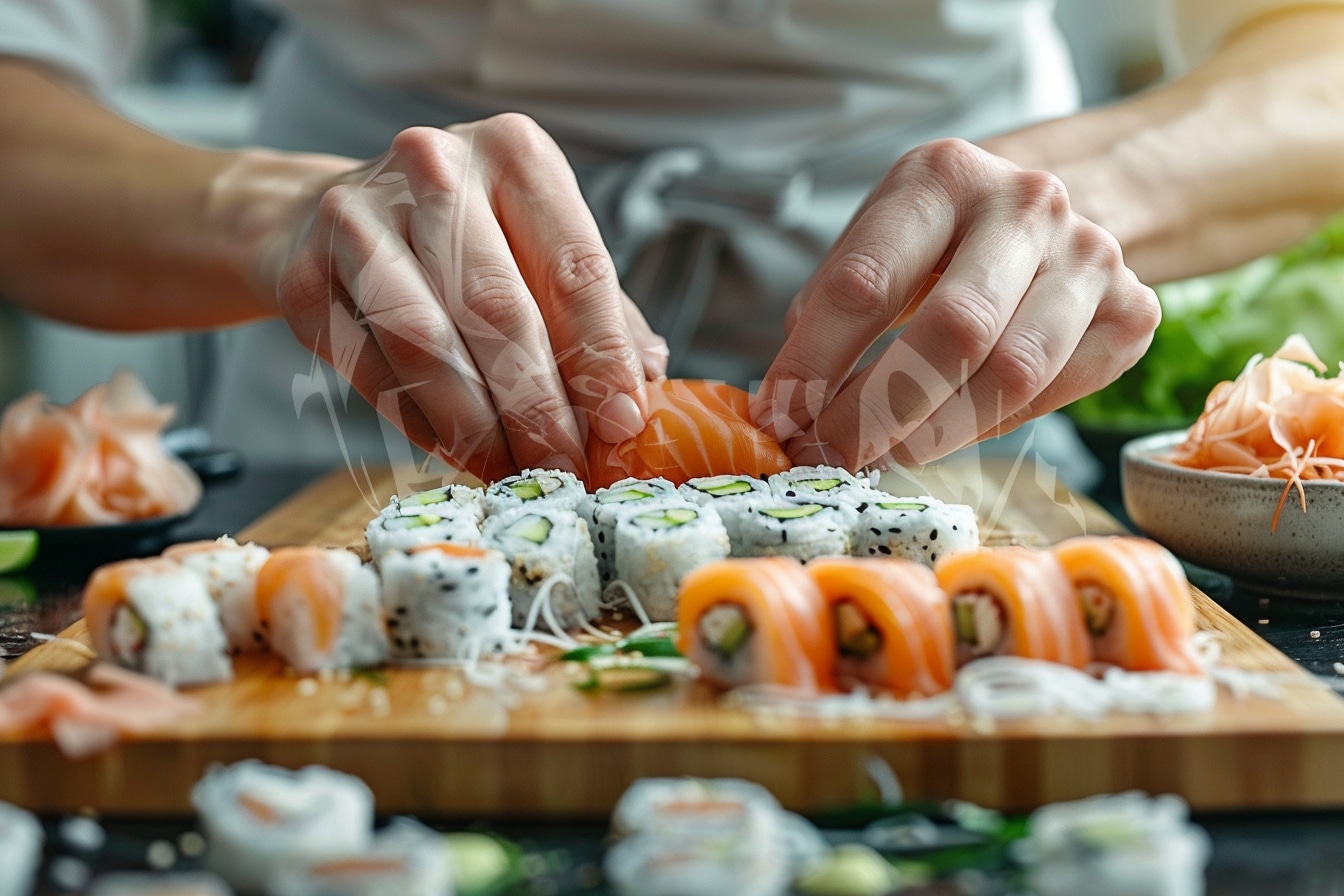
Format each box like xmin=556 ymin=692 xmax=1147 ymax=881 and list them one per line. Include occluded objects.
xmin=599 ymin=487 xmax=653 ymax=504
xmin=835 ymin=600 xmax=882 ymax=659
xmin=702 ymin=479 xmax=754 ymax=496
xmin=877 ymin=501 xmax=927 ymax=512
xmin=613 ymin=636 xmax=683 ymax=658
xmin=411 ymin=513 xmax=443 ymax=528
xmin=508 ymin=514 xmax=553 ymax=544
xmin=715 ymin=616 xmax=750 ymax=655
xmin=635 ymin=506 xmax=699 ymax=529
xmin=799 ymin=477 xmax=843 ymax=491
xmin=402 ymin=487 xmax=449 ymax=506
xmin=761 ymin=504 xmax=824 ymax=520
xmin=508 ymin=480 xmax=546 ymax=500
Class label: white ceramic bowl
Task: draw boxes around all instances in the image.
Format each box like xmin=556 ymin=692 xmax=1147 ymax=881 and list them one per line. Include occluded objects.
xmin=1122 ymin=430 xmax=1344 ymax=598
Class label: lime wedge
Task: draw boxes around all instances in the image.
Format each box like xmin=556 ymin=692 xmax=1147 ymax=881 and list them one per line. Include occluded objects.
xmin=0 ymin=530 xmax=38 ymax=574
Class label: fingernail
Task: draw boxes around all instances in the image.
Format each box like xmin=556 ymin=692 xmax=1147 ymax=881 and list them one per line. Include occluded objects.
xmin=593 ymin=391 xmax=647 ymax=442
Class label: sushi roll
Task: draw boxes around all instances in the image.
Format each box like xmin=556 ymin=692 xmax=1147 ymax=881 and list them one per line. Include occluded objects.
xmin=767 ymin=465 xmax=875 ymax=505
xmin=482 ymin=505 xmax=601 ymax=629
xmin=483 ymin=468 xmax=585 ymax=515
xmin=0 ymin=802 xmax=43 ymax=896
xmin=1052 ymin=536 xmax=1203 ymax=674
xmin=677 ymin=475 xmax=772 ymax=554
xmin=256 ymin=547 xmax=389 ymax=673
xmin=606 ymin=777 xmax=821 ymax=896
xmin=677 ymin=557 xmax=834 ymax=691
xmin=163 ymin=536 xmax=272 ymax=654
xmin=934 ymin=547 xmax=1092 ymax=669
xmin=387 ymin=482 xmax=485 ymax=526
xmin=851 ymin=495 xmax=979 ymax=567
xmin=612 ymin=500 xmax=731 ymax=621
xmin=807 ymin=557 xmax=955 ymax=698
xmin=379 ymin=542 xmax=512 ymax=660
xmin=735 ymin=498 xmax=854 ymax=562
xmin=267 ymin=817 xmax=454 ymax=896
xmin=364 ymin=507 xmax=482 ymax=566
xmin=84 ymin=557 xmax=233 ymax=687
xmin=191 ymin=760 xmax=375 ymax=895
xmin=579 ymin=476 xmax=678 ymax=585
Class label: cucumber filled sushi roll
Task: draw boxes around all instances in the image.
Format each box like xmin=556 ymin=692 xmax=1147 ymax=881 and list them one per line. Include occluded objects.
xmin=678 ymin=475 xmax=771 ymax=554
xmin=191 ymin=760 xmax=375 ymax=895
xmin=256 ymin=547 xmax=389 ymax=673
xmin=0 ymin=802 xmax=43 ymax=896
xmin=483 ymin=468 xmax=585 ymax=515
xmin=613 ymin=500 xmax=730 ymax=621
xmin=580 ymin=477 xmax=678 ymax=585
xmin=852 ymin=495 xmax=979 ymax=567
xmin=736 ymin=499 xmax=855 ymax=562
xmin=482 ymin=505 xmax=600 ymax=630
xmin=267 ymin=818 xmax=454 ymax=896
xmin=163 ymin=536 xmax=272 ymax=654
xmin=83 ymin=557 xmax=233 ymax=687
xmin=380 ymin=542 xmax=512 ymax=660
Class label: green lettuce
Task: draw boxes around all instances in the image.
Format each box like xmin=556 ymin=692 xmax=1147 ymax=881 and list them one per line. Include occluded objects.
xmin=1066 ymin=212 xmax=1344 ymax=429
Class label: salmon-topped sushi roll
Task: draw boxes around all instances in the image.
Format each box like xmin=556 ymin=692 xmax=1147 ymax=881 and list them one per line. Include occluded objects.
xmin=677 ymin=557 xmax=834 ymax=692
xmin=84 ymin=557 xmax=232 ymax=686
xmin=934 ymin=547 xmax=1091 ymax=669
xmin=255 ymin=547 xmax=388 ymax=674
xmin=806 ymin=557 xmax=955 ymax=698
xmin=163 ymin=536 xmax=271 ymax=654
xmin=1052 ymin=536 xmax=1203 ymax=674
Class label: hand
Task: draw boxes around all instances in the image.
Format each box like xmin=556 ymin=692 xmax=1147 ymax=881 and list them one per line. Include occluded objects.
xmin=270 ymin=114 xmax=668 ymax=482
xmin=753 ymin=138 xmax=1160 ymax=469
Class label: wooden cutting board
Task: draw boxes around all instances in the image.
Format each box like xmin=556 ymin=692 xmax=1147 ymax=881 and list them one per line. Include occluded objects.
xmin=4 ymin=457 xmax=1343 ymax=818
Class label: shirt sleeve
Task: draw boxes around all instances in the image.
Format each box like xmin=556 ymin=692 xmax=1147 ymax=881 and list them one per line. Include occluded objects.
xmin=0 ymin=0 xmax=146 ymax=95
xmin=1159 ymin=0 xmax=1344 ymax=72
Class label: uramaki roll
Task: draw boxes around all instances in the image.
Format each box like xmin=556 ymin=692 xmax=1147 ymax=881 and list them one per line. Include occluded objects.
xmin=677 ymin=557 xmax=834 ymax=692
xmin=806 ymin=557 xmax=955 ymax=698
xmin=934 ymin=547 xmax=1091 ymax=669
xmin=1052 ymin=535 xmax=1202 ymax=674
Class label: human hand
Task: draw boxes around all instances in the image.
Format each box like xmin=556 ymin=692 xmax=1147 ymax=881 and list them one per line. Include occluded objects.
xmin=752 ymin=138 xmax=1160 ymax=469
xmin=269 ymin=114 xmax=668 ymax=482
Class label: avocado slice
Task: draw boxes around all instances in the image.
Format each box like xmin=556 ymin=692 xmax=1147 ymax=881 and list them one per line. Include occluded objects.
xmin=508 ymin=480 xmax=546 ymax=500
xmin=953 ymin=599 xmax=978 ymax=644
xmin=834 ymin=600 xmax=882 ymax=659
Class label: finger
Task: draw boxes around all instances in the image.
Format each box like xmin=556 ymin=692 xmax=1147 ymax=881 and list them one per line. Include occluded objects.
xmin=390 ymin=128 xmax=589 ymax=475
xmin=279 ymin=235 xmax=515 ymax=481
xmin=622 ymin=293 xmax=670 ymax=380
xmin=473 ymin=115 xmax=652 ymax=442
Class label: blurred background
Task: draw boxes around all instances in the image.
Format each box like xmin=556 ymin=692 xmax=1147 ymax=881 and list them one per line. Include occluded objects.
xmin=0 ymin=0 xmax=1171 ymax=429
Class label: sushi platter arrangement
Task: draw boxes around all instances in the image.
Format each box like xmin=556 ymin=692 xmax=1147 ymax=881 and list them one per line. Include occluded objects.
xmin=5 ymin=456 xmax=1344 ymax=819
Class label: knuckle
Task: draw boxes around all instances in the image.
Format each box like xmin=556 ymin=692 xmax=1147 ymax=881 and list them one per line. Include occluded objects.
xmin=377 ymin=307 xmax=450 ymax=380
xmin=1072 ymin=221 xmax=1126 ymax=270
xmin=981 ymin=328 xmax=1052 ymax=404
xmin=818 ymin=250 xmax=898 ymax=323
xmin=923 ymin=286 xmax=1000 ymax=364
xmin=459 ymin=266 xmax=528 ymax=334
xmin=1015 ymin=169 xmax=1071 ymax=219
xmin=548 ymin=241 xmax=619 ymax=308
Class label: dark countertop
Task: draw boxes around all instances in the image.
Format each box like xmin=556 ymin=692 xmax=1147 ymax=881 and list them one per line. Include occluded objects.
xmin=6 ymin=462 xmax=1344 ymax=895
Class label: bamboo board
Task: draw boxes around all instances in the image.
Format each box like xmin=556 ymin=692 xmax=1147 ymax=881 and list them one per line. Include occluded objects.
xmin=4 ymin=458 xmax=1343 ymax=818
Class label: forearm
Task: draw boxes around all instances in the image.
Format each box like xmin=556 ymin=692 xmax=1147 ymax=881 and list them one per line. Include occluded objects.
xmin=0 ymin=60 xmax=354 ymax=331
xmin=979 ymin=6 xmax=1344 ymax=285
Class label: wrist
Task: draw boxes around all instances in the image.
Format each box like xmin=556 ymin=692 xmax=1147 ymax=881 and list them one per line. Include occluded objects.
xmin=204 ymin=148 xmax=356 ymax=317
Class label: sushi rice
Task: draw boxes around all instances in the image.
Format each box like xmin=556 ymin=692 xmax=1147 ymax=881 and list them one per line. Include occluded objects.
xmin=611 ymin=499 xmax=730 ymax=622
xmin=163 ymin=536 xmax=272 ymax=654
xmin=579 ymin=476 xmax=678 ymax=585
xmin=379 ymin=543 xmax=512 ymax=660
xmin=677 ymin=475 xmax=772 ymax=555
xmin=851 ymin=495 xmax=979 ymax=567
xmin=483 ymin=468 xmax=586 ymax=516
xmin=0 ymin=801 xmax=42 ymax=896
xmin=735 ymin=498 xmax=856 ymax=562
xmin=266 ymin=817 xmax=454 ymax=896
xmin=482 ymin=505 xmax=601 ymax=630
